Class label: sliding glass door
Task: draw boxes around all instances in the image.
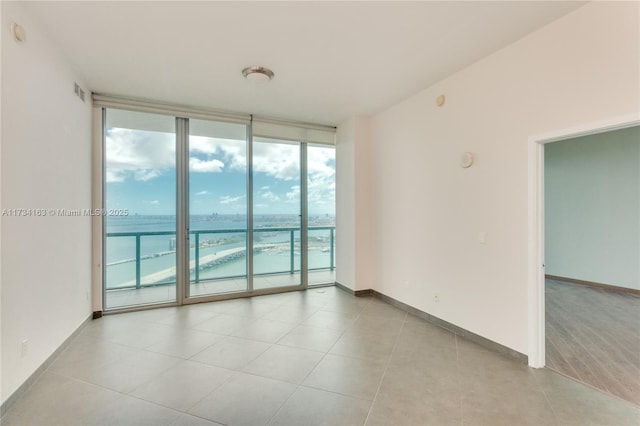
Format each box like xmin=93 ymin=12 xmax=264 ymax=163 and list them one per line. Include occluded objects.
xmin=103 ymin=110 xmax=178 ymax=309
xmin=252 ymin=138 xmax=302 ymax=290
xmin=101 ymin=107 xmax=335 ymax=310
xmin=188 ymin=119 xmax=249 ymax=297
xmin=307 ymin=144 xmax=336 ymax=285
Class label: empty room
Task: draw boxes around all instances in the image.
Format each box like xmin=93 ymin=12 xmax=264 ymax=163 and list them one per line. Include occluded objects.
xmin=1 ymin=1 xmax=639 ymax=426
xmin=544 ymin=126 xmax=640 ymax=406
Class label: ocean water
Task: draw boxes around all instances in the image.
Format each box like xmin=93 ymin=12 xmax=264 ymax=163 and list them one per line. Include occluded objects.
xmin=105 ymin=214 xmax=335 ymax=289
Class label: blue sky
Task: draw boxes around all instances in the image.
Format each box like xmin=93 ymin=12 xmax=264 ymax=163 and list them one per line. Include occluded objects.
xmin=105 ymin=128 xmax=335 ymax=216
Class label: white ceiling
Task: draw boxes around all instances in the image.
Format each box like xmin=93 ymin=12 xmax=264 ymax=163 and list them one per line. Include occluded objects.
xmin=24 ymin=1 xmax=585 ymax=126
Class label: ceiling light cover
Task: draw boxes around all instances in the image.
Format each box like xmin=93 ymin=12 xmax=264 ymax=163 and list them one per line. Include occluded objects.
xmin=242 ymin=66 xmax=274 ymax=83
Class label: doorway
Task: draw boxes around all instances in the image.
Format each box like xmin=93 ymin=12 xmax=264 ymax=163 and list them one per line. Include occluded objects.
xmin=529 ymin=118 xmax=640 ymax=405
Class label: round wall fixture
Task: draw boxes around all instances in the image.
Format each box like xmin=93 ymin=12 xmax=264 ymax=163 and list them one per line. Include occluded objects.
xmin=460 ymin=152 xmax=474 ymax=168
xmin=242 ymin=66 xmax=274 ymax=83
xmin=11 ymin=22 xmax=26 ymax=42
xmin=436 ymin=95 xmax=446 ymax=107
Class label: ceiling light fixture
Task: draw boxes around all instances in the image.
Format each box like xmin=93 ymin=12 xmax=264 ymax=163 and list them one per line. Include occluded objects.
xmin=242 ymin=66 xmax=274 ymax=83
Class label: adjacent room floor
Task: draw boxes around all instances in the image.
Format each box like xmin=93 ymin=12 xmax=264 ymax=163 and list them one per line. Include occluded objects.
xmin=546 ymin=278 xmax=640 ymax=407
xmin=3 ymin=286 xmax=639 ymax=425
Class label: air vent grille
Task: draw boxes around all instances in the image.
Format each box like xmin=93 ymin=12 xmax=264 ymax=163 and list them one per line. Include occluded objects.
xmin=74 ymin=82 xmax=85 ymax=102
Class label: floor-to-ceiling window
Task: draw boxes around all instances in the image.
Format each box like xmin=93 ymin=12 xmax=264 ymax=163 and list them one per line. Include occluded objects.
xmin=307 ymin=144 xmax=336 ymax=285
xmin=103 ymin=110 xmax=178 ymax=309
xmin=99 ymin=103 xmax=335 ymax=310
xmin=188 ymin=119 xmax=249 ymax=298
xmin=252 ymin=137 xmax=303 ymax=290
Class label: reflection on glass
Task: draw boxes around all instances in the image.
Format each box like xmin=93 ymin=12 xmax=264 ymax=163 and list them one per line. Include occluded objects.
xmin=104 ymin=110 xmax=177 ymax=309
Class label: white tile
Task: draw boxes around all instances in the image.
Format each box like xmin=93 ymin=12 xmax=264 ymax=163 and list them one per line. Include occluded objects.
xmin=303 ymin=353 xmax=386 ymax=400
xmin=268 ymin=386 xmax=370 ymax=426
xmin=192 ymin=313 xmax=256 ymax=335
xmin=277 ymin=324 xmax=343 ymax=352
xmin=188 ymin=372 xmax=296 ymax=426
xmin=145 ymin=329 xmax=224 ymax=359
xmin=190 ymin=336 xmax=271 ymax=370
xmin=243 ymin=344 xmax=324 ymax=384
xmin=131 ymin=360 xmax=233 ymax=411
xmin=82 ymin=395 xmax=182 ymax=425
xmin=82 ymin=350 xmax=181 ymax=393
xmin=2 ymin=378 xmax=120 ymax=426
xmin=232 ymin=318 xmax=296 ymax=343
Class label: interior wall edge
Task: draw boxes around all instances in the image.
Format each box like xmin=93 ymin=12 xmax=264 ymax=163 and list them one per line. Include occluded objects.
xmin=371 ymin=289 xmax=528 ymax=364
xmin=0 ymin=315 xmax=92 ymax=417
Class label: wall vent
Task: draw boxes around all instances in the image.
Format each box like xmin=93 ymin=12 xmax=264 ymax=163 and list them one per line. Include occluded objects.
xmin=74 ymin=82 xmax=85 ymax=102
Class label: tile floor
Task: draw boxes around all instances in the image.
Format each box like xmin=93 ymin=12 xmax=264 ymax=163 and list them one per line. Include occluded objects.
xmin=2 ymin=286 xmax=639 ymax=426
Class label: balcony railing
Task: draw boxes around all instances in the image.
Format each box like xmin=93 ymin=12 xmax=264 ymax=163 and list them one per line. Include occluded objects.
xmin=105 ymin=226 xmax=335 ymax=290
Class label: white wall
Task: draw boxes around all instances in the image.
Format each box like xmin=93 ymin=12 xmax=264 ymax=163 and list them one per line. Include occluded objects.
xmin=1 ymin=2 xmax=92 ymax=404
xmin=354 ymin=2 xmax=639 ymax=354
xmin=336 ymin=119 xmax=356 ymax=289
xmin=545 ymin=126 xmax=640 ymax=290
xmin=336 ymin=117 xmax=373 ymax=292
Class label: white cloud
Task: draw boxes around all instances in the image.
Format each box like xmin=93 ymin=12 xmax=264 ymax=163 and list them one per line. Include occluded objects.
xmin=134 ymin=169 xmax=162 ymax=181
xmin=106 ymin=128 xmax=174 ymax=169
xmin=286 ymin=185 xmax=300 ymax=202
xmin=105 ymin=169 xmax=125 ymax=183
xmin=220 ymin=195 xmax=245 ymax=205
xmin=106 ymin=130 xmax=235 ymax=181
xmin=106 ymin=128 xmax=336 ymax=214
xmin=191 ymin=136 xmax=246 ymax=171
xmin=189 ymin=136 xmax=219 ymax=155
xmin=252 ymin=141 xmax=300 ymax=180
xmin=189 ymin=157 xmax=224 ymax=173
xmin=260 ymin=190 xmax=280 ymax=202
xmin=191 ymin=137 xmax=304 ymax=183
xmin=105 ymin=128 xmax=175 ymax=182
xmin=196 ymin=190 xmax=209 ymax=196
xmin=307 ymin=146 xmax=335 ymax=213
